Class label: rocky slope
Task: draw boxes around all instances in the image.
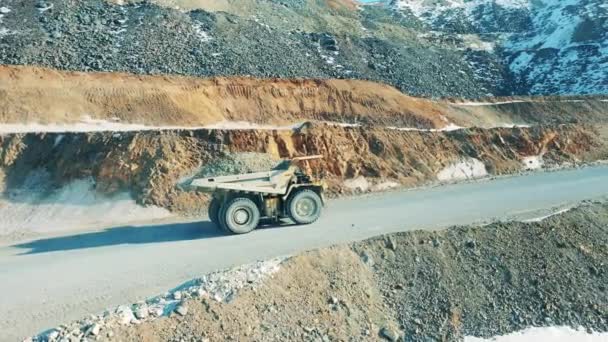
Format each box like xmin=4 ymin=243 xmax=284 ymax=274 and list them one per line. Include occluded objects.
xmin=392 ymin=0 xmax=608 ymax=95
xmin=29 ymin=200 xmax=608 ymax=341
xmin=1 ymin=0 xmax=604 ymax=98
xmin=1 ymin=124 xmax=605 ymax=215
xmin=0 ymin=0 xmax=496 ymax=98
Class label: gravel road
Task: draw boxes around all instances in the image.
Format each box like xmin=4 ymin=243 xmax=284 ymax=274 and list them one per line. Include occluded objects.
xmin=1 ymin=166 xmax=608 ymax=340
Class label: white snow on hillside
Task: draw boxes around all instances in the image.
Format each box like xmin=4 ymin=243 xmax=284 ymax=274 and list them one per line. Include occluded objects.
xmin=0 ymin=177 xmax=172 ymax=237
xmin=0 ymin=117 xmax=303 ymax=133
xmin=394 ymin=0 xmax=528 ymax=19
xmin=437 ymin=158 xmax=488 ymax=182
xmin=393 ymin=0 xmax=608 ymax=95
xmin=523 ymin=207 xmax=571 ymax=223
xmin=507 ymin=0 xmax=580 ymax=50
xmin=503 ymin=0 xmax=608 ymax=95
xmin=465 ymin=326 xmax=608 ymax=342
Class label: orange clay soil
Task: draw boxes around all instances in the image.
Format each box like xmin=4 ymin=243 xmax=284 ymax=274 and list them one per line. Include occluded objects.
xmin=2 ymin=65 xmax=607 ymax=131
xmin=0 ymin=65 xmax=446 ymax=129
xmin=1 ymin=124 xmax=605 ymax=213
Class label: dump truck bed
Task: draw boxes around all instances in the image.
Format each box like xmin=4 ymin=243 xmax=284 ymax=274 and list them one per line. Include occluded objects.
xmin=190 ymin=169 xmax=294 ymax=195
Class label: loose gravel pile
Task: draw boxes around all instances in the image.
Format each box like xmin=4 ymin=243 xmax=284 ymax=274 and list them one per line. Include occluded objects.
xmin=177 ymin=152 xmax=281 ymax=191
xmin=196 ymin=152 xmax=281 ymax=178
xmin=356 ymin=199 xmax=608 ymax=340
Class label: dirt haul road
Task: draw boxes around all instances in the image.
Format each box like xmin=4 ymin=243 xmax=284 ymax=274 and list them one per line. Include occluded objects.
xmin=1 ymin=166 xmax=608 ymax=340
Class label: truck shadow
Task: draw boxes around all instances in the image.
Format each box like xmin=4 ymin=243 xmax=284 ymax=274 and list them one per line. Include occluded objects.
xmin=12 ymin=221 xmax=225 ymax=255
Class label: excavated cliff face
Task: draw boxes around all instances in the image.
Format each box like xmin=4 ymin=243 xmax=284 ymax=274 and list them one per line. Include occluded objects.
xmin=0 ymin=65 xmax=445 ymax=129
xmin=1 ymin=124 xmax=604 ymax=214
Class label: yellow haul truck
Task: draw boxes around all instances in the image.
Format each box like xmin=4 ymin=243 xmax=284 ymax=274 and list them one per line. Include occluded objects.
xmin=189 ymin=155 xmax=326 ymax=234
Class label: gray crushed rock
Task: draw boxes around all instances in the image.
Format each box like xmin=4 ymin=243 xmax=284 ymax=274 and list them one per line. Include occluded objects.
xmin=355 ymin=200 xmax=608 ymax=340
xmin=197 ymin=152 xmax=281 ymax=178
xmin=0 ymin=0 xmax=505 ymax=98
xmin=28 ymin=258 xmax=284 ymax=342
xmin=176 ymin=152 xmax=280 ymax=188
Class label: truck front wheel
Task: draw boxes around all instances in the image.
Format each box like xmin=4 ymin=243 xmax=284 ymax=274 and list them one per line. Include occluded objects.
xmin=288 ymin=189 xmax=322 ymax=225
xmin=220 ymin=197 xmax=261 ymax=234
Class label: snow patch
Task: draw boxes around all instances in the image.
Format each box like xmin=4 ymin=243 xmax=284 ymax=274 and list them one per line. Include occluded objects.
xmin=319 ymin=121 xmax=361 ymax=128
xmin=0 ymin=176 xmax=172 ymax=237
xmin=53 ymin=134 xmax=64 ymax=147
xmin=494 ymin=123 xmax=531 ymax=128
xmin=514 ymin=0 xmax=581 ymax=50
xmin=0 ymin=6 xmax=10 ymax=14
xmin=344 ymin=176 xmax=370 ymax=192
xmin=109 ymin=28 xmax=127 ymax=35
xmin=395 ymin=0 xmax=528 ymax=19
xmin=37 ymin=3 xmax=54 ymax=12
xmin=459 ymin=34 xmax=496 ymax=52
xmin=470 ymin=40 xmax=495 ymax=52
xmin=0 ymin=27 xmax=15 ymax=37
xmin=342 ymin=177 xmax=401 ymax=193
xmin=0 ymin=117 xmax=544 ymax=134
xmin=522 ymin=155 xmax=543 ymax=170
xmin=441 ymin=123 xmax=465 ymax=131
xmin=510 ymin=52 xmax=534 ymax=74
xmin=0 ymin=118 xmax=471 ymax=134
xmin=372 ymin=181 xmax=400 ymax=191
xmin=453 ymin=100 xmax=527 ymax=106
xmin=389 ymin=123 xmax=464 ymax=132
xmin=453 ymin=99 xmax=591 ymax=106
xmin=523 ymin=207 xmax=572 ymax=223
xmin=0 ymin=117 xmax=303 ymax=133
xmin=465 ymin=326 xmax=608 ymax=342
xmin=204 ymin=120 xmax=301 ymax=131
xmin=0 ymin=117 xmax=159 ymax=133
xmin=437 ymin=158 xmax=488 ymax=182
xmin=193 ymin=24 xmax=212 ymax=42
xmin=251 ymin=15 xmax=272 ymax=31
xmin=316 ymin=42 xmax=345 ymax=71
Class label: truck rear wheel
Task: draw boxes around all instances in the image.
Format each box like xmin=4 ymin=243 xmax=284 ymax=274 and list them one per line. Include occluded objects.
xmin=220 ymin=197 xmax=261 ymax=234
xmin=208 ymin=197 xmax=221 ymax=227
xmin=288 ymin=189 xmax=322 ymax=225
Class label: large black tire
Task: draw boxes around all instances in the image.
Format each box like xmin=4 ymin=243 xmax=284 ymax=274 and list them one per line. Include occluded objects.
xmin=208 ymin=198 xmax=221 ymax=227
xmin=220 ymin=197 xmax=261 ymax=234
xmin=288 ymin=189 xmax=322 ymax=225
